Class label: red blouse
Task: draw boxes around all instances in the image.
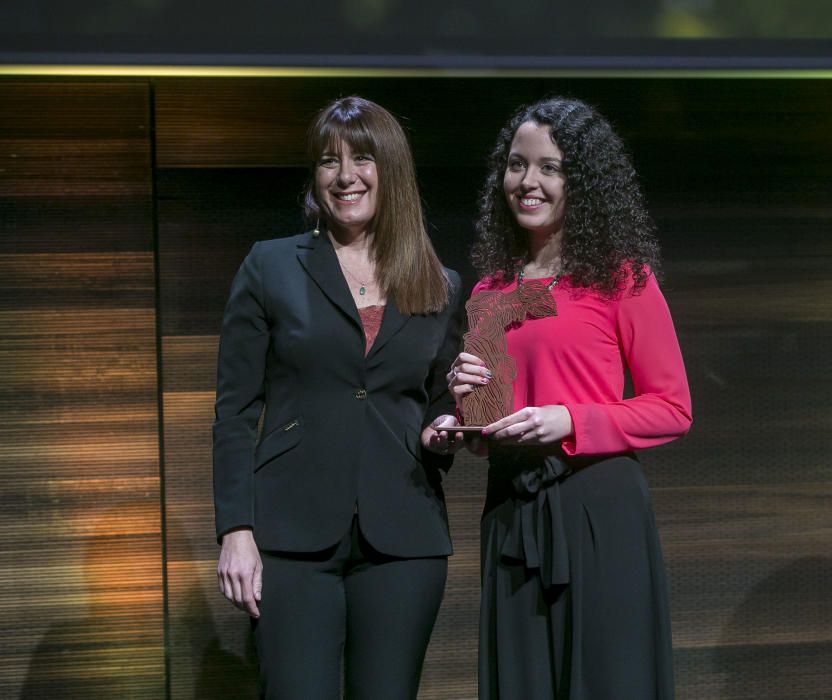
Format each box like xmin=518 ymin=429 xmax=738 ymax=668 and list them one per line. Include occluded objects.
xmin=471 ymin=270 xmax=692 ymax=456
xmin=358 ymin=304 xmax=385 ymax=355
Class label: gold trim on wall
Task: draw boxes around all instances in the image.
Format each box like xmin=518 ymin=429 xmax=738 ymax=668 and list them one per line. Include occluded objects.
xmin=2 ymin=64 xmax=832 ymax=79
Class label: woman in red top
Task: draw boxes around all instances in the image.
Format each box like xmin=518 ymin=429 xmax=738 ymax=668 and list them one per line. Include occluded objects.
xmin=449 ymin=97 xmax=692 ymax=699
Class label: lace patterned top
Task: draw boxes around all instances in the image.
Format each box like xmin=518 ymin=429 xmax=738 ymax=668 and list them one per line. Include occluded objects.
xmin=358 ymin=304 xmax=385 ymax=355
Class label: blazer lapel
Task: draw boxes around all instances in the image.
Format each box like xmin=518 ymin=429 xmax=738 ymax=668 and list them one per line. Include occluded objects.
xmin=367 ymin=297 xmax=409 ymax=360
xmin=296 ymin=232 xmax=363 ymax=331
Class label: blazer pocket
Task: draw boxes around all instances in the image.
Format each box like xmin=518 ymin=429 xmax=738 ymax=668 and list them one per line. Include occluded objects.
xmin=254 ymin=418 xmax=303 ymax=471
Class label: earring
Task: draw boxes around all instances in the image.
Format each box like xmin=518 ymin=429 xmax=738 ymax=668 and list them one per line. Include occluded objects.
xmin=313 ymin=219 xmax=320 ymax=237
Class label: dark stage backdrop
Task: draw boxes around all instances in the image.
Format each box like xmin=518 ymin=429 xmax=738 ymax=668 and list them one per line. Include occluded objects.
xmin=4 ymin=0 xmax=832 ymax=69
xmin=1 ymin=76 xmax=831 ymax=699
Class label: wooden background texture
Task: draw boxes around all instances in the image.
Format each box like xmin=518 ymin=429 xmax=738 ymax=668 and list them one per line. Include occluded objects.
xmin=1 ymin=76 xmax=830 ymax=699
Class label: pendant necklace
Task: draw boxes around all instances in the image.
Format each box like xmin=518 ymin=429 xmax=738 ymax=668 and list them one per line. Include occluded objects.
xmin=339 ymin=258 xmax=373 ymax=296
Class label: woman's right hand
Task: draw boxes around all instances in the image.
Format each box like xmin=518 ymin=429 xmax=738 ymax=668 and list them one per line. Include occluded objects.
xmin=446 ymin=351 xmax=492 ymax=406
xmin=446 ymin=352 xmax=491 ymax=457
xmin=217 ymin=528 xmax=262 ymax=618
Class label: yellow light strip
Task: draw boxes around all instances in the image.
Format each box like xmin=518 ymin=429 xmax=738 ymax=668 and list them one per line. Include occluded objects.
xmin=1 ymin=64 xmax=832 ymax=79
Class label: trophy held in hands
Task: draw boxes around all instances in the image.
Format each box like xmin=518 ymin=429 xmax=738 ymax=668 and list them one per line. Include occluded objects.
xmin=459 ymin=280 xmax=558 ymax=430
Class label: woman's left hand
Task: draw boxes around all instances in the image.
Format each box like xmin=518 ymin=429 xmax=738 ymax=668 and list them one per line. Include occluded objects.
xmin=482 ymin=405 xmax=573 ymax=445
xmin=422 ymin=414 xmax=465 ymax=455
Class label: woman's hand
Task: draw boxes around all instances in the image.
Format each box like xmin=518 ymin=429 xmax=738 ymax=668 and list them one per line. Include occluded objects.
xmin=482 ymin=405 xmax=573 ymax=446
xmin=422 ymin=414 xmax=465 ymax=455
xmin=217 ymin=528 xmax=262 ymax=618
xmin=446 ymin=352 xmax=491 ymax=407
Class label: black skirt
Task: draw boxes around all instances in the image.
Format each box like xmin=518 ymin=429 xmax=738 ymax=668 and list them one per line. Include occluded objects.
xmin=479 ymin=446 xmax=675 ymax=700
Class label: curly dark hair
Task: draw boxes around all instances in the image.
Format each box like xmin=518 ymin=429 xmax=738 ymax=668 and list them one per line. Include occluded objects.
xmin=472 ymin=96 xmax=661 ymax=296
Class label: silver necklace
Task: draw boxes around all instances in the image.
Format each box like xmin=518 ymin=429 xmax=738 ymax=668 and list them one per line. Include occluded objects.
xmin=517 ymin=267 xmax=561 ymax=290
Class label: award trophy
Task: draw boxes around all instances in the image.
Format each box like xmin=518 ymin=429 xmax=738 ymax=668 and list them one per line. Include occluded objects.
xmin=457 ymin=280 xmax=558 ymax=431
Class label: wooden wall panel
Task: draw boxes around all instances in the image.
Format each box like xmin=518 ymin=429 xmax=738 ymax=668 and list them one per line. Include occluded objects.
xmin=154 ymin=78 xmax=543 ymax=169
xmin=0 ymin=81 xmax=164 ymax=698
xmin=155 ymin=76 xmax=832 ymax=700
xmin=160 ymin=335 xmax=262 ymax=698
xmin=1 ymin=73 xmax=826 ymax=700
xmin=637 ymin=81 xmax=832 ymax=698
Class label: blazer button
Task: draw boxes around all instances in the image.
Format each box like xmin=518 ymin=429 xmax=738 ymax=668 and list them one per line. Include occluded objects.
xmin=354 ymin=389 xmax=367 ymax=400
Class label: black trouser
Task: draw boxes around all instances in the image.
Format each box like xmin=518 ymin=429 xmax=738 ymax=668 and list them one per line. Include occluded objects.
xmin=253 ymin=516 xmax=448 ymax=700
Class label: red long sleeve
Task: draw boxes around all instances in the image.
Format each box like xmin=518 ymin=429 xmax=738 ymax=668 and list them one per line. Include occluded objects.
xmin=472 ymin=270 xmax=692 ymax=456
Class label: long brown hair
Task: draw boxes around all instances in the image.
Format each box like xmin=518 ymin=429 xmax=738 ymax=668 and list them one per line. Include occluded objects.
xmin=304 ymin=96 xmax=449 ymax=315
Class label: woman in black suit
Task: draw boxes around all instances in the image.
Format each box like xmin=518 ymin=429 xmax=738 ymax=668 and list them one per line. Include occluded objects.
xmin=213 ymin=96 xmax=464 ymax=699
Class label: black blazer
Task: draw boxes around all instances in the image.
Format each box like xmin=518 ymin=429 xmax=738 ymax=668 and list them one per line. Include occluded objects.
xmin=213 ymin=231 xmax=464 ymax=557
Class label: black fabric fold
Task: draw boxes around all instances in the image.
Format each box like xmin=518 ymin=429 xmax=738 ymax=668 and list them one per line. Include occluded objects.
xmin=499 ymin=455 xmax=571 ymax=588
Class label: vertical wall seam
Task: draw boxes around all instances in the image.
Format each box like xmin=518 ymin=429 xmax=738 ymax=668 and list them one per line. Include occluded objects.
xmin=148 ymin=77 xmax=172 ymax=700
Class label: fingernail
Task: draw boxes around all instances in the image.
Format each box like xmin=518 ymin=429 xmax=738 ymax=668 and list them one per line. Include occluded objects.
xmin=480 ymin=377 xmax=489 ymax=384
xmin=485 ymin=370 xmax=493 ymax=378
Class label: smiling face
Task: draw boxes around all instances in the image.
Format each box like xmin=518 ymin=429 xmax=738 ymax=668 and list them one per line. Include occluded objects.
xmin=503 ymin=121 xmax=566 ymax=238
xmin=315 ymin=139 xmax=379 ymax=237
